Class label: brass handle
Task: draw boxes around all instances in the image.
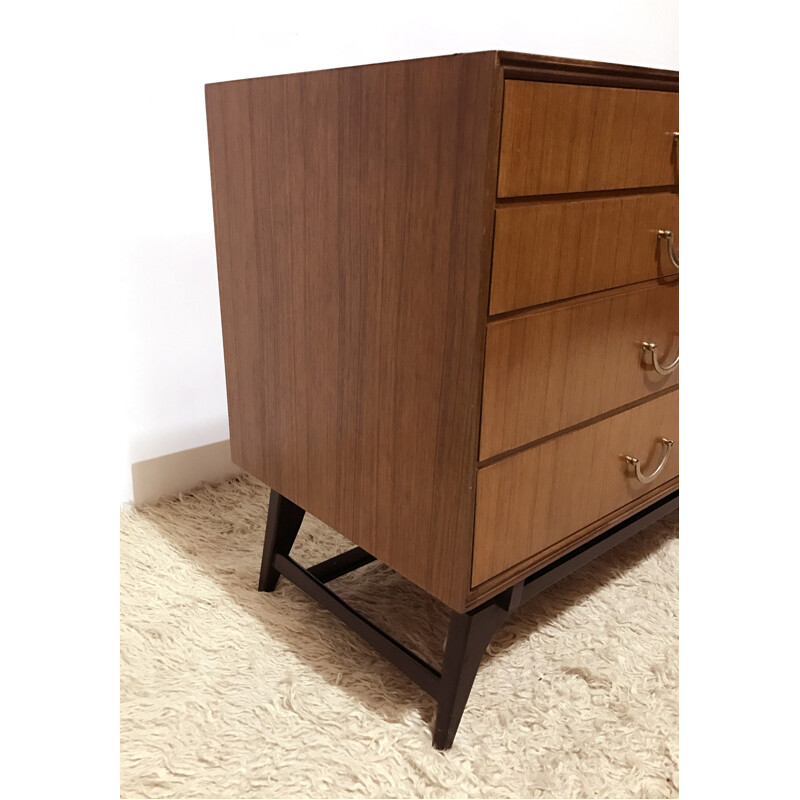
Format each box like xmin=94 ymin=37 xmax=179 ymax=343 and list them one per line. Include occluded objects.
xmin=642 ymin=342 xmax=679 ymax=375
xmin=658 ymin=229 xmax=679 ymax=269
xmin=625 ymin=438 xmax=674 ymax=484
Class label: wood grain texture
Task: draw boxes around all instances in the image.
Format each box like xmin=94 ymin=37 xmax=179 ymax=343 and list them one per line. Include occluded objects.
xmin=480 ymin=281 xmax=678 ymax=459
xmin=490 ymin=191 xmax=679 ymax=313
xmin=466 ymin=476 xmax=678 ymax=608
xmin=498 ymin=81 xmax=679 ymax=197
xmin=473 ymin=389 xmax=678 ymax=586
xmin=207 ymin=52 xmax=680 ymax=612
xmin=498 ymin=51 xmax=679 ymax=92
xmin=206 ymin=53 xmax=499 ymax=611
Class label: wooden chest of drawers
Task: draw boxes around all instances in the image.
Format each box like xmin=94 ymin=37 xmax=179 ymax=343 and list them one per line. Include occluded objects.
xmin=206 ymin=50 xmax=678 ymax=614
xmin=206 ymin=51 xmax=678 ymax=746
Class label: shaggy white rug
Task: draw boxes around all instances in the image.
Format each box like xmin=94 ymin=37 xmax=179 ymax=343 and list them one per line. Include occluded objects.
xmin=120 ymin=474 xmax=678 ymax=799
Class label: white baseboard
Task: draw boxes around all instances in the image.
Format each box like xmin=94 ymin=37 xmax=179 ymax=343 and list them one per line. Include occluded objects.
xmin=130 ymin=440 xmax=243 ymax=506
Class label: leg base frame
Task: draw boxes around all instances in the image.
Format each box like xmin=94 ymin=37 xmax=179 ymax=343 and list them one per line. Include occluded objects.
xmin=258 ymin=488 xmax=678 ymax=749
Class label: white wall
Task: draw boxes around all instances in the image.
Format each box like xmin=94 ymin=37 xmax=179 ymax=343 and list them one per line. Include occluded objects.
xmin=10 ymin=8 xmax=800 ymax=796
xmin=120 ymin=0 xmax=679 ymax=502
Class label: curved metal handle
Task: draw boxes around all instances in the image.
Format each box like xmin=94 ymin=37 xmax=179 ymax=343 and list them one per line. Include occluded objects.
xmin=624 ymin=438 xmax=674 ymax=484
xmin=642 ymin=341 xmax=679 ymax=375
xmin=658 ymin=229 xmax=679 ymax=269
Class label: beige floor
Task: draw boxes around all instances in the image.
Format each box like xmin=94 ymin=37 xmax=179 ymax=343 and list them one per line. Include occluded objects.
xmin=120 ymin=474 xmax=678 ymax=799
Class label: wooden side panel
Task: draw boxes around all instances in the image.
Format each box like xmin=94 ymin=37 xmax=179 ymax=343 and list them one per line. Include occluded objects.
xmin=490 ymin=191 xmax=679 ymax=314
xmin=480 ymin=281 xmax=679 ymax=459
xmin=205 ymin=53 xmax=498 ymax=610
xmin=473 ymin=389 xmax=679 ymax=586
xmin=498 ymin=81 xmax=679 ymax=197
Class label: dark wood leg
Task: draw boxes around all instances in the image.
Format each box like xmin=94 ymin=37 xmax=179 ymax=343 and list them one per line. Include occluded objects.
xmin=433 ymin=599 xmax=513 ymax=750
xmin=254 ymin=490 xmax=677 ymax=749
xmin=258 ymin=489 xmax=305 ymax=592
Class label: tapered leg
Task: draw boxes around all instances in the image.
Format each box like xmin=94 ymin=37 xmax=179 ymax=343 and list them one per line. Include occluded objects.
xmin=433 ymin=603 xmax=509 ymax=749
xmin=258 ymin=489 xmax=305 ymax=592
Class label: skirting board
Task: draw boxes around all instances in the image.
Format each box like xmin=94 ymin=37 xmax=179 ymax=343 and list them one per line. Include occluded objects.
xmin=130 ymin=440 xmax=243 ymax=506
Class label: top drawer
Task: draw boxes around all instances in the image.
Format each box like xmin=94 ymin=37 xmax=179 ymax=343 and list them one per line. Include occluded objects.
xmin=498 ymin=81 xmax=679 ymax=198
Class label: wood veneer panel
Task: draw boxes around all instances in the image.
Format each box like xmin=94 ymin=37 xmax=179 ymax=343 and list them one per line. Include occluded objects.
xmin=466 ymin=476 xmax=678 ymax=608
xmin=490 ymin=191 xmax=679 ymax=314
xmin=473 ymin=389 xmax=679 ymax=586
xmin=206 ymin=53 xmax=499 ymax=611
xmin=497 ymin=51 xmax=679 ymax=92
xmin=480 ymin=281 xmax=679 ymax=459
xmin=498 ymin=81 xmax=679 ymax=197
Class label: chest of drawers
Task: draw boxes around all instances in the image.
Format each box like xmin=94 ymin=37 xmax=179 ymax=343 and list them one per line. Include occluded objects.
xmin=206 ymin=50 xmax=678 ymax=748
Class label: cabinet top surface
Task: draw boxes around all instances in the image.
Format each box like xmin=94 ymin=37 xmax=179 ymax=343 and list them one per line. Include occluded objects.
xmin=206 ymin=50 xmax=678 ymax=90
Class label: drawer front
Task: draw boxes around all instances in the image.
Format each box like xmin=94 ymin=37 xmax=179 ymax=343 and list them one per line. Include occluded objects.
xmin=490 ymin=192 xmax=679 ymax=314
xmin=498 ymin=81 xmax=679 ymax=198
xmin=473 ymin=390 xmax=678 ymax=586
xmin=480 ymin=281 xmax=678 ymax=460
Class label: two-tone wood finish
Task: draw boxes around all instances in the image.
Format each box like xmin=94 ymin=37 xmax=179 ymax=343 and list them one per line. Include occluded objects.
xmin=473 ymin=389 xmax=678 ymax=586
xmin=490 ymin=191 xmax=678 ymax=314
xmin=480 ymin=281 xmax=678 ymax=460
xmin=207 ymin=51 xmax=679 ymax=613
xmin=206 ymin=52 xmax=500 ymax=611
xmin=470 ymin=59 xmax=679 ymax=591
xmin=497 ymin=51 xmax=679 ymax=91
xmin=498 ymin=81 xmax=679 ymax=197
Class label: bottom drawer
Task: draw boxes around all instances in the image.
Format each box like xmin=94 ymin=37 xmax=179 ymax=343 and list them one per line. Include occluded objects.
xmin=472 ymin=390 xmax=678 ymax=586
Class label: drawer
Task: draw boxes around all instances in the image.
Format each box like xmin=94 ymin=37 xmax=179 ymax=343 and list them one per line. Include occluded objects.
xmin=490 ymin=192 xmax=679 ymax=314
xmin=497 ymin=81 xmax=679 ymax=198
xmin=480 ymin=281 xmax=678 ymax=460
xmin=473 ymin=389 xmax=678 ymax=586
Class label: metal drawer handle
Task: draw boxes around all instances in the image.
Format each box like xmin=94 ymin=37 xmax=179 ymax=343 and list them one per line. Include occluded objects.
xmin=642 ymin=341 xmax=679 ymax=375
xmin=625 ymin=438 xmax=674 ymax=484
xmin=658 ymin=229 xmax=679 ymax=269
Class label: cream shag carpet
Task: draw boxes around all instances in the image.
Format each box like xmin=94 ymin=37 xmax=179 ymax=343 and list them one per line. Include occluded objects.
xmin=120 ymin=475 xmax=678 ymax=799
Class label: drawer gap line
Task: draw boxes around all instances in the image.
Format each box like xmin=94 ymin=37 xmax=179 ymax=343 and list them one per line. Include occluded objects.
xmin=487 ymin=275 xmax=679 ymax=324
xmin=496 ymin=184 xmax=678 ymax=207
xmin=478 ymin=385 xmax=679 ymax=468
